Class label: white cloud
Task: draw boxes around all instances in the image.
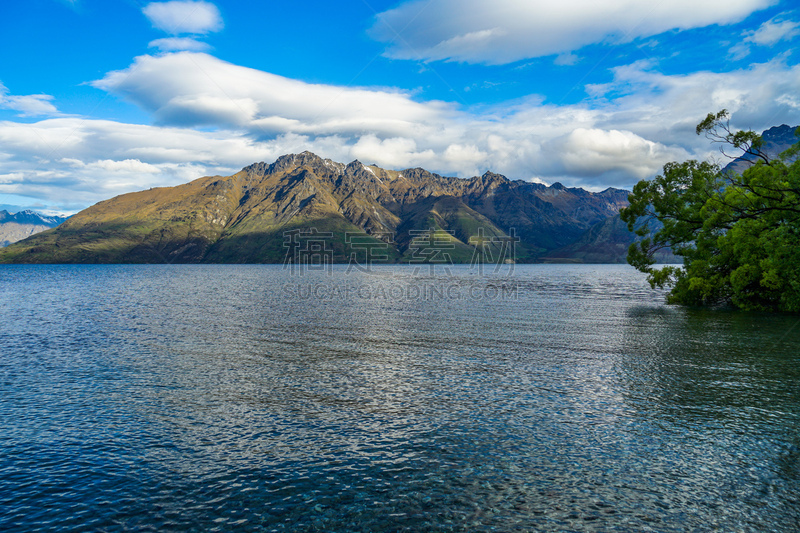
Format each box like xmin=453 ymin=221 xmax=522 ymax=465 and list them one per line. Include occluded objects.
xmin=149 ymin=37 xmax=211 ymax=52
xmin=143 ymin=1 xmax=223 ymax=35
xmin=62 ymin=158 xmax=162 ymax=174
xmin=744 ymin=16 xmax=799 ymax=46
xmin=443 ymin=143 xmax=489 ymax=176
xmin=0 ymin=118 xmax=270 ymax=210
xmin=546 ymin=128 xmax=679 ymax=180
xmin=369 ymin=0 xmax=774 ymax=64
xmin=728 ymin=42 xmax=751 ymax=61
xmin=0 ymin=82 xmax=59 ymax=117
xmin=554 ymin=53 xmax=580 ymax=66
xmin=91 ymin=52 xmax=455 ymax=137
xmin=584 ymin=58 xmax=800 ymax=139
xmin=730 ymin=15 xmax=799 ymax=60
xmin=2 ymin=53 xmax=799 ymax=211
xmin=350 ymin=136 xmax=435 ymax=168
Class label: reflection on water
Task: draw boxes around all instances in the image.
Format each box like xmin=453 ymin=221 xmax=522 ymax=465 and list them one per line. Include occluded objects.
xmin=0 ymin=264 xmax=798 ymax=531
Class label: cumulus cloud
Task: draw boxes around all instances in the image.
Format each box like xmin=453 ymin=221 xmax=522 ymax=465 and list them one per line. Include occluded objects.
xmin=369 ymin=0 xmax=773 ymax=64
xmin=545 ymin=129 xmax=682 ymax=181
xmin=143 ymin=1 xmax=223 ymax=35
xmin=443 ymin=144 xmax=489 ymax=176
xmin=584 ymin=58 xmax=800 ymax=144
xmin=0 ymin=82 xmax=59 ymax=117
xmin=350 ymin=136 xmax=435 ymax=169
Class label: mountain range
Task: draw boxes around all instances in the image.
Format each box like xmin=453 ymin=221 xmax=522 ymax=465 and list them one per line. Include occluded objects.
xmin=0 ymin=210 xmax=70 ymax=248
xmin=0 ymin=152 xmax=629 ymax=264
xmin=2 ymin=124 xmax=795 ymax=265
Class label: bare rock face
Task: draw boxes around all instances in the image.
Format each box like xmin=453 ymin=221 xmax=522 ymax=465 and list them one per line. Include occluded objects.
xmin=0 ymin=153 xmax=631 ymax=263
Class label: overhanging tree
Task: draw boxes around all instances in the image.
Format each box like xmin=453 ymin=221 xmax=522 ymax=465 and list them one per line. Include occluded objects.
xmin=620 ymin=111 xmax=800 ymax=312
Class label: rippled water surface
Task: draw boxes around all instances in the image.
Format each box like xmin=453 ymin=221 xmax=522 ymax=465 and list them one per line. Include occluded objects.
xmin=1 ymin=264 xmax=798 ymax=531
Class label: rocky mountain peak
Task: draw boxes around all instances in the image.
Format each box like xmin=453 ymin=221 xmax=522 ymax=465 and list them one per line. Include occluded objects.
xmin=345 ymin=159 xmax=364 ymax=172
xmin=762 ymin=124 xmax=798 ymax=144
xmin=271 ymin=152 xmax=326 ymax=172
xmin=480 ymin=171 xmax=507 ymax=182
xmin=723 ymin=123 xmax=800 ymax=174
xmin=241 ymin=152 xmax=343 ymax=181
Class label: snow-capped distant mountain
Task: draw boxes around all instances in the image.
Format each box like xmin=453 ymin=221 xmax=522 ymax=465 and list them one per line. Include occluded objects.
xmin=0 ymin=210 xmax=70 ymax=247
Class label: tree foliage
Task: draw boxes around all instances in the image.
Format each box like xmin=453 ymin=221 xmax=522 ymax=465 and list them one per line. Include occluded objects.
xmin=621 ymin=111 xmax=800 ymax=312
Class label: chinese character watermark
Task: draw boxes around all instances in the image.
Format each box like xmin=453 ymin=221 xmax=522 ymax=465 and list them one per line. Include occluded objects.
xmin=282 ymin=226 xmax=519 ymax=277
xmin=469 ymin=228 xmax=519 ymax=275
xmin=345 ymin=231 xmax=393 ymax=274
xmin=283 ymin=228 xmax=334 ymax=276
xmin=408 ymin=229 xmax=455 ymax=276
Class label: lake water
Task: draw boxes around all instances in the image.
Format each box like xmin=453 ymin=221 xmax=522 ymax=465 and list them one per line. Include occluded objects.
xmin=1 ymin=264 xmax=798 ymax=532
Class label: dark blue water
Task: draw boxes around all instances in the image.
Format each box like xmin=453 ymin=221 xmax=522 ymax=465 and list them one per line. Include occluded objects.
xmin=1 ymin=265 xmax=798 ymax=531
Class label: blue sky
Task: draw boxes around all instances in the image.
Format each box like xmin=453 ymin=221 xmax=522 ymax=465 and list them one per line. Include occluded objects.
xmin=0 ymin=0 xmax=798 ymax=214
